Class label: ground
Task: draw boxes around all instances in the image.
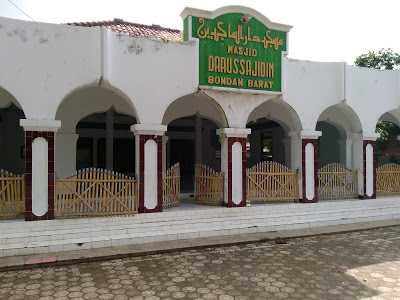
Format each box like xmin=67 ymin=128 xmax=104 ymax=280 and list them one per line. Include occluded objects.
xmin=1 ymin=226 xmax=400 ymax=300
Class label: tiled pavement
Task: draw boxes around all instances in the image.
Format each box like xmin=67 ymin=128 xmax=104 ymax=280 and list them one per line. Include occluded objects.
xmin=1 ymin=226 xmax=400 ymax=299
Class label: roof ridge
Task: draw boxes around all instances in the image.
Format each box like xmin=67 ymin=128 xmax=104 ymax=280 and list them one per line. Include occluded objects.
xmin=67 ymin=19 xmax=181 ymax=33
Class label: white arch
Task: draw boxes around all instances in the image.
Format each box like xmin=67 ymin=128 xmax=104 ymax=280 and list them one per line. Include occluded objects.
xmin=55 ymin=84 xmax=139 ymax=131
xmin=316 ymin=103 xmax=363 ymax=169
xmin=162 ymin=92 xmax=228 ymax=127
xmin=247 ymin=98 xmax=303 ymax=132
xmin=378 ymin=108 xmax=400 ymax=129
xmin=315 ymin=103 xmax=363 ymax=135
xmin=0 ymin=87 xmax=26 ymax=116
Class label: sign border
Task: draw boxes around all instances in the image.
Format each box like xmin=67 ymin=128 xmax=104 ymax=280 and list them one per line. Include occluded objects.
xmin=181 ymin=6 xmax=292 ymax=95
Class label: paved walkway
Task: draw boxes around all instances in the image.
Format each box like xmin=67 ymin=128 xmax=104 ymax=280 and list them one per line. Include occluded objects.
xmin=1 ymin=226 xmax=400 ymax=300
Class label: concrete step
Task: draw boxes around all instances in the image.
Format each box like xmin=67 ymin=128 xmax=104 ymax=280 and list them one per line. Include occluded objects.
xmin=2 ymin=211 xmax=399 ymax=257
xmin=1 ymin=198 xmax=400 ymax=257
xmin=1 ymin=201 xmax=399 ymax=241
xmin=2 ymin=198 xmax=400 ymax=233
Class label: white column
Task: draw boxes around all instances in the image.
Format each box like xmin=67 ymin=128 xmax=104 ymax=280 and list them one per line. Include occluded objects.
xmin=167 ymin=136 xmax=171 ymax=169
xmin=288 ymin=131 xmax=302 ymax=179
xmin=56 ymin=131 xmax=79 ymax=178
xmin=289 ymin=132 xmax=301 ymax=171
xmin=345 ymin=137 xmax=353 ymax=169
xmin=352 ymin=133 xmax=364 ymax=196
xmin=195 ymin=114 xmax=202 ymax=164
xmin=162 ymin=136 xmax=168 ymax=174
xmin=299 ymin=130 xmax=321 ymax=202
xmin=20 ymin=119 xmax=61 ymax=221
xmin=363 ymin=134 xmax=378 ymax=199
xmin=217 ymin=128 xmax=251 ymax=207
xmin=106 ymin=109 xmax=114 ymax=170
xmin=131 ymin=124 xmax=167 ymax=213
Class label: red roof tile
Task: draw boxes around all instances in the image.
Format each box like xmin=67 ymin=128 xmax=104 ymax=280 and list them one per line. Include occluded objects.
xmin=68 ymin=18 xmax=182 ymax=41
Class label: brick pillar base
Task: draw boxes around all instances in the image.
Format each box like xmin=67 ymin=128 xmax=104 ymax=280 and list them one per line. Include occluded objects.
xmin=131 ymin=124 xmax=167 ymax=213
xmin=218 ymin=128 xmax=251 ymax=207
xmin=300 ymin=131 xmax=321 ymax=203
xmin=20 ymin=120 xmax=61 ymax=221
xmin=363 ymin=139 xmax=376 ymax=199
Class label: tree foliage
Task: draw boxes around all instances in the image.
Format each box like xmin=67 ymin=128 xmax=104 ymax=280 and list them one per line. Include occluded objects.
xmin=376 ymin=121 xmax=400 ymax=144
xmin=354 ymin=48 xmax=400 ymax=70
xmin=355 ymin=49 xmax=400 ymax=163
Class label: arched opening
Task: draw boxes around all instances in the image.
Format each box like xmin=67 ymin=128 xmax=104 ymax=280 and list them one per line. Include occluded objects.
xmin=167 ymin=115 xmax=220 ymax=192
xmin=0 ymin=87 xmax=26 ymax=219
xmin=315 ymin=103 xmax=363 ymax=200
xmin=246 ymin=99 xmax=302 ymax=203
xmin=316 ymin=121 xmax=346 ymax=166
xmin=76 ymin=109 xmax=137 ymax=175
xmin=247 ymin=99 xmax=302 ymax=169
xmin=247 ymin=119 xmax=288 ymax=166
xmin=375 ymin=112 xmax=400 ymax=165
xmin=0 ymin=88 xmax=25 ymax=174
xmin=375 ymin=111 xmax=400 ymax=196
xmin=315 ymin=103 xmax=362 ymax=169
xmin=162 ymin=93 xmax=228 ymax=206
xmin=56 ymin=85 xmax=138 ymax=178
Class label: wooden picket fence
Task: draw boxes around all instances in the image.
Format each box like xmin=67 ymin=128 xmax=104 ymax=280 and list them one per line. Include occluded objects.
xmin=194 ymin=164 xmax=224 ymax=206
xmin=376 ymin=163 xmax=400 ymax=195
xmin=318 ymin=163 xmax=358 ymax=200
xmin=55 ymin=168 xmax=138 ymax=218
xmin=163 ymin=163 xmax=180 ymax=208
xmin=0 ymin=170 xmax=25 ymax=219
xmin=247 ymin=161 xmax=299 ymax=203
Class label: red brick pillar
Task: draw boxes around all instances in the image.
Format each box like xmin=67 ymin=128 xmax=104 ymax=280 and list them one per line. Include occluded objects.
xmin=131 ymin=124 xmax=167 ymax=213
xmin=20 ymin=120 xmax=61 ymax=221
xmin=218 ymin=128 xmax=251 ymax=207
xmin=363 ymin=138 xmax=377 ymax=199
xmin=300 ymin=131 xmax=321 ymax=203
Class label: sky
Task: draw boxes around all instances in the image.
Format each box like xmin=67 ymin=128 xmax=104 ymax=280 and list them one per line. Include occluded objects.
xmin=1 ymin=0 xmax=399 ymax=64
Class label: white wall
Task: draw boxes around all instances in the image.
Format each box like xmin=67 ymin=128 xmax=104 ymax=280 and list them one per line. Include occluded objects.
xmin=0 ymin=17 xmax=101 ymax=119
xmin=104 ymin=30 xmax=198 ymax=125
xmin=346 ymin=65 xmax=400 ymax=136
xmin=0 ymin=15 xmax=398 ymax=137
xmin=282 ymin=57 xmax=345 ymax=131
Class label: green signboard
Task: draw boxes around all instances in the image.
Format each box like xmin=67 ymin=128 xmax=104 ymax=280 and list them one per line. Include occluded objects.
xmin=184 ymin=13 xmax=287 ymax=92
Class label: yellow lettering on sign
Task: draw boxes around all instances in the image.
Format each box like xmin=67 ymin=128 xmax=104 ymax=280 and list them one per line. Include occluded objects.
xmin=207 ymin=55 xmax=275 ymax=79
xmin=196 ymin=18 xmax=284 ymax=50
xmin=207 ymin=76 xmax=245 ymax=88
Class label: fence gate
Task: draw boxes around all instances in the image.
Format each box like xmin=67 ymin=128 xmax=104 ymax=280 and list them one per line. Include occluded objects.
xmin=163 ymin=163 xmax=180 ymax=209
xmin=55 ymin=168 xmax=138 ymax=218
xmin=194 ymin=164 xmax=224 ymax=206
xmin=318 ymin=163 xmax=358 ymax=200
xmin=376 ymin=163 xmax=400 ymax=195
xmin=0 ymin=170 xmax=24 ymax=219
xmin=247 ymin=161 xmax=299 ymax=203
